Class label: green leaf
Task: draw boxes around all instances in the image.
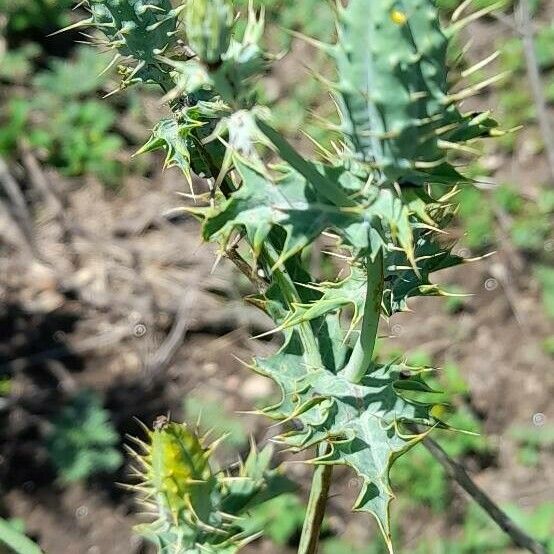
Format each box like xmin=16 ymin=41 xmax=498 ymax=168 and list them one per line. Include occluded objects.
xmin=201 ymin=156 xmax=437 ymax=271
xmin=138 ymin=118 xmax=196 ymax=183
xmin=333 ymin=0 xmax=498 ymax=185
xmin=221 ymin=444 xmax=296 ymax=515
xmin=46 ymin=391 xmax=122 ymax=483
xmin=274 ymin=265 xmax=368 ymax=338
xmin=255 ymin=120 xmax=356 ymax=208
xmin=33 ymin=47 xmax=111 ymax=97
xmin=254 ymin=332 xmax=438 ymax=547
xmin=243 ymin=494 xmax=305 ymax=546
xmin=0 ymin=518 xmax=42 ymax=554
xmin=384 ymin=233 xmax=464 ymax=314
xmin=201 ymin=158 xmax=362 ymax=266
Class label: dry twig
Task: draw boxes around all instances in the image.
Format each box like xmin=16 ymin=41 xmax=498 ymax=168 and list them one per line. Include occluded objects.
xmin=515 ymin=0 xmax=554 ymax=181
xmin=418 ymin=429 xmax=547 ymax=554
xmin=0 ymin=156 xmax=38 ymax=257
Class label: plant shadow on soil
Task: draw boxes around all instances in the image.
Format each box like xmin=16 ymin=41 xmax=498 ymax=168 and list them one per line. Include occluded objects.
xmin=0 ymin=299 xmax=180 ymax=508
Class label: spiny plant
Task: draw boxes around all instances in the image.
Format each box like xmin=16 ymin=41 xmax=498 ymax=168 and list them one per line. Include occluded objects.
xmin=128 ymin=418 xmax=295 ymax=552
xmin=65 ymin=1 xmax=545 ymax=553
xmin=46 ymin=390 xmax=122 ymax=483
xmin=0 ymin=46 xmax=126 ymax=185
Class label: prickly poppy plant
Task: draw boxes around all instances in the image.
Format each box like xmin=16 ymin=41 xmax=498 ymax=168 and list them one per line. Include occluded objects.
xmin=69 ymin=1 xmax=505 ymax=552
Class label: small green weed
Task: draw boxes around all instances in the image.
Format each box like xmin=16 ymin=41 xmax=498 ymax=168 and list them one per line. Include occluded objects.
xmin=0 ymin=0 xmax=73 ymax=34
xmin=0 ymin=47 xmax=126 ymax=186
xmin=510 ymin=424 xmax=554 ymax=467
xmin=46 ymin=390 xmax=122 ymax=483
xmin=245 ymin=493 xmax=306 ymax=546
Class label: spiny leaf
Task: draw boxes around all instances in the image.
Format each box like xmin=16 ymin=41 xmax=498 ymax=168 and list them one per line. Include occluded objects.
xmin=384 ymin=234 xmax=465 ymax=315
xmin=137 ymin=107 xmax=228 ymax=187
xmin=271 ymin=265 xmax=367 ymax=340
xmin=333 ymin=0 xmax=499 ymax=184
xmin=220 ymin=443 xmax=296 ymax=515
xmin=199 ymin=158 xmax=361 ymax=266
xmin=137 ymin=118 xmax=196 ymax=185
xmin=84 ymin=0 xmax=181 ymax=89
xmin=199 ymin=157 xmax=430 ymax=270
xmin=253 ymin=332 xmax=439 ymax=548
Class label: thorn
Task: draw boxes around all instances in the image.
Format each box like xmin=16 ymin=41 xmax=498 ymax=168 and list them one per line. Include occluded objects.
xmin=413 ymin=158 xmax=447 ymax=169
xmin=125 ymin=435 xmax=150 ymax=452
xmin=97 ymin=53 xmax=121 ymax=78
xmin=448 ymin=1 xmax=506 ymax=34
xmin=211 ymin=249 xmax=225 ymax=275
xmin=437 ymin=139 xmax=481 ymax=156
xmin=171 ymin=4 xmax=187 ymax=18
xmin=461 ymin=51 xmax=500 ymax=79
xmin=133 ymin=416 xmax=151 ymax=436
xmin=300 ymin=129 xmax=336 ymax=163
xmin=48 ymin=17 xmax=93 ymax=36
xmin=251 ymin=325 xmax=283 ymax=340
xmin=445 ymin=72 xmax=509 ymax=103
xmin=146 ymin=19 xmax=169 ymax=32
xmin=409 ymin=91 xmax=428 ymax=101
xmin=433 ymin=122 xmax=462 ymax=136
xmin=307 ymin=70 xmax=340 ymax=95
xmin=308 ymin=111 xmax=343 ymax=133
xmin=462 ymin=250 xmax=496 ymax=263
xmin=103 ymin=87 xmax=123 ymax=99
xmin=138 ymin=4 xmax=166 ymax=14
xmin=451 ymin=0 xmax=474 ymax=22
xmin=285 ymin=29 xmax=334 ymax=54
xmin=214 ymin=148 xmax=233 ymax=190
xmin=126 ymin=60 xmax=146 ymax=82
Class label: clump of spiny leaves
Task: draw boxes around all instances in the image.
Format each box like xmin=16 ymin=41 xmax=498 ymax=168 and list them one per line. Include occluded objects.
xmin=71 ymin=0 xmax=504 ymax=551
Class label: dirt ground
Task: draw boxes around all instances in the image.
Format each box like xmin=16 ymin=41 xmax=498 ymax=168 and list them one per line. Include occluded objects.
xmin=0 ymin=8 xmax=553 ymax=554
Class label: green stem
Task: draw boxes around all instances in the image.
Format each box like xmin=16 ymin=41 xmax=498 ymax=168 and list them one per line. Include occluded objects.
xmin=343 ymin=249 xmax=384 ymax=383
xmin=261 ymin=241 xmax=322 ymax=368
xmin=262 ymin=245 xmax=332 ymax=554
xmin=298 ymin=444 xmax=333 ymax=554
xmin=197 ymin=117 xmax=331 ymax=551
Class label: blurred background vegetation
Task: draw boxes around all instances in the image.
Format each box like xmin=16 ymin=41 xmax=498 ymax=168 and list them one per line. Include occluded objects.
xmin=0 ymin=1 xmax=552 ymax=553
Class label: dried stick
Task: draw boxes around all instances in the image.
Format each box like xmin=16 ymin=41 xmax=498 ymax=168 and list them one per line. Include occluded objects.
xmin=145 ymin=293 xmax=194 ymax=373
xmin=515 ymin=0 xmax=554 ymax=181
xmin=418 ymin=430 xmax=547 ymax=554
xmin=0 ymin=156 xmax=38 ymax=257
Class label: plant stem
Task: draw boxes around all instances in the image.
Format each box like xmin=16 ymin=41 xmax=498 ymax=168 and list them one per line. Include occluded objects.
xmin=262 ymin=245 xmax=333 ymax=554
xmin=298 ymin=443 xmax=333 ymax=554
xmin=199 ymin=124 xmax=333 ymax=552
xmin=262 ymin=241 xmax=323 ymax=368
xmin=515 ymin=0 xmax=554 ymax=182
xmin=343 ymin=249 xmax=384 ymax=383
xmin=417 ymin=429 xmax=547 ymax=554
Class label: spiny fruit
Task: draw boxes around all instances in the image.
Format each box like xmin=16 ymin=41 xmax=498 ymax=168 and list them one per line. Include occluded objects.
xmin=130 ymin=419 xmax=295 ymax=553
xmin=138 ymin=420 xmax=216 ymax=523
